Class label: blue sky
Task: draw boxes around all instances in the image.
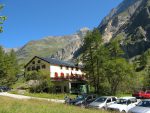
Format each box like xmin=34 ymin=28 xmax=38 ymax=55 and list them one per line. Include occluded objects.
xmin=0 ymin=0 xmax=123 ymax=48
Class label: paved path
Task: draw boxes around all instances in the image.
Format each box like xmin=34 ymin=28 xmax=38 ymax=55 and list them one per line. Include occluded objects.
xmin=0 ymin=92 xmax=65 ymax=103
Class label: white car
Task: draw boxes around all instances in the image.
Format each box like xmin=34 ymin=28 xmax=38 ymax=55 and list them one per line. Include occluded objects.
xmin=87 ymin=96 xmax=117 ymax=109
xmin=107 ymin=97 xmax=139 ymax=113
xmin=128 ymin=99 xmax=150 ymax=113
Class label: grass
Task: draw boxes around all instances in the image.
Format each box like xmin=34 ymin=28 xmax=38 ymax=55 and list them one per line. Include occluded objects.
xmin=0 ymin=96 xmax=114 ymax=113
xmin=22 ymin=92 xmax=76 ymax=99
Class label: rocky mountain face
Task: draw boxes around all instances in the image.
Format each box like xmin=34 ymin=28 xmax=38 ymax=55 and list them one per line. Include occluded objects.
xmin=51 ymin=28 xmax=89 ymax=61
xmin=98 ymin=0 xmax=150 ymax=58
xmin=16 ymin=27 xmax=89 ymax=64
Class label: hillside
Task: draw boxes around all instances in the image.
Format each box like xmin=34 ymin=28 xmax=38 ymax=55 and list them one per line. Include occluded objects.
xmin=98 ymin=0 xmax=150 ymax=58
xmin=16 ymin=27 xmax=89 ymax=64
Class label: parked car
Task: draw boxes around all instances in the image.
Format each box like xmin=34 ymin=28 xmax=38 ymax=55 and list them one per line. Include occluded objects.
xmin=87 ymin=96 xmax=117 ymax=109
xmin=128 ymin=99 xmax=150 ymax=113
xmin=107 ymin=97 xmax=139 ymax=113
xmin=132 ymin=90 xmax=150 ymax=99
xmin=0 ymin=86 xmax=10 ymax=92
xmin=65 ymin=94 xmax=88 ymax=105
xmin=143 ymin=90 xmax=150 ymax=99
xmin=74 ymin=94 xmax=97 ymax=107
xmin=132 ymin=91 xmax=145 ymax=99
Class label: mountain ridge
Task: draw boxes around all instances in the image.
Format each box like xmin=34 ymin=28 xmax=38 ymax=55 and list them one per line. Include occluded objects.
xmin=16 ymin=27 xmax=89 ymax=64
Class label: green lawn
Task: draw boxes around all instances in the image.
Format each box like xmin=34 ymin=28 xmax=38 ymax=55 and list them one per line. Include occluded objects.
xmin=24 ymin=92 xmax=76 ymax=99
xmin=0 ymin=96 xmax=115 ymax=113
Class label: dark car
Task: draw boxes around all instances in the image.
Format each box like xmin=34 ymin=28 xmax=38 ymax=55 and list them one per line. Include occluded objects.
xmin=65 ymin=94 xmax=88 ymax=105
xmin=74 ymin=94 xmax=97 ymax=107
xmin=0 ymin=86 xmax=10 ymax=92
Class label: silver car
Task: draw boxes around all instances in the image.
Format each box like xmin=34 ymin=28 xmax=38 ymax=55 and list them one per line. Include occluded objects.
xmin=128 ymin=99 xmax=150 ymax=113
xmin=87 ymin=96 xmax=117 ymax=109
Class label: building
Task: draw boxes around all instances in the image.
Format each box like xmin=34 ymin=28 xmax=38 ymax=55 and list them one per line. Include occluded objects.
xmin=24 ymin=56 xmax=88 ymax=93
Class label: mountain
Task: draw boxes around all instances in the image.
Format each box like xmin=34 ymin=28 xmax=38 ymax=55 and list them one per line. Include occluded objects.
xmin=3 ymin=47 xmax=19 ymax=53
xmin=98 ymin=0 xmax=150 ymax=58
xmin=16 ymin=27 xmax=89 ymax=64
xmin=16 ymin=0 xmax=150 ymax=64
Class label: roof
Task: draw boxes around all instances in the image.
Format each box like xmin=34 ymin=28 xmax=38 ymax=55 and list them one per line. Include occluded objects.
xmin=118 ymin=97 xmax=136 ymax=100
xmin=25 ymin=56 xmax=81 ymax=68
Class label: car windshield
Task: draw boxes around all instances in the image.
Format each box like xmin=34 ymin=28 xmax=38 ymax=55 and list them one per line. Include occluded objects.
xmin=115 ymin=99 xmax=127 ymax=104
xmin=76 ymin=95 xmax=86 ymax=100
xmin=137 ymin=101 xmax=150 ymax=107
xmin=94 ymin=97 xmax=107 ymax=103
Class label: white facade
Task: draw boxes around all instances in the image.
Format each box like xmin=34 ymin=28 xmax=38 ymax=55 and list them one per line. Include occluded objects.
xmin=50 ymin=65 xmax=83 ymax=78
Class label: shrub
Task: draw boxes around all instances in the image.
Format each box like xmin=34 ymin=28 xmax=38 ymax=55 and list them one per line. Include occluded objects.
xmin=26 ymin=70 xmax=54 ymax=93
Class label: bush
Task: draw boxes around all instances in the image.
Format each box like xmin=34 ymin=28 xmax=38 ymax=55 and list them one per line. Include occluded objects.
xmin=25 ymin=70 xmax=54 ymax=93
xmin=29 ymin=79 xmax=53 ymax=93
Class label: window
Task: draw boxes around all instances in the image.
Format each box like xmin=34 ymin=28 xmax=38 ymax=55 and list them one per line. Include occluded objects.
xmin=86 ymin=96 xmax=92 ymax=101
xmin=36 ymin=66 xmax=40 ymax=70
xmin=93 ymin=95 xmax=97 ymax=99
xmin=66 ymin=73 xmax=69 ymax=79
xmin=27 ymin=67 xmax=31 ymax=71
xmin=76 ymin=68 xmax=79 ymax=71
xmin=64 ymin=86 xmax=67 ymax=93
xmin=60 ymin=66 xmax=63 ymax=69
xmin=112 ymin=97 xmax=117 ymax=101
xmin=127 ymin=100 xmax=131 ymax=105
xmin=55 ymin=72 xmax=58 ymax=79
xmin=66 ymin=67 xmax=69 ymax=70
xmin=42 ymin=65 xmax=46 ymax=69
xmin=32 ymin=66 xmax=35 ymax=70
xmin=106 ymin=98 xmax=111 ymax=103
xmin=55 ymin=86 xmax=61 ymax=93
xmin=60 ymin=72 xmax=64 ymax=78
xmin=38 ymin=60 xmax=41 ymax=63
xmin=32 ymin=61 xmax=35 ymax=64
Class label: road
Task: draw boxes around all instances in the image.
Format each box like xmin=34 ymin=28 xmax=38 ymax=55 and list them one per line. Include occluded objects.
xmin=0 ymin=92 xmax=65 ymax=103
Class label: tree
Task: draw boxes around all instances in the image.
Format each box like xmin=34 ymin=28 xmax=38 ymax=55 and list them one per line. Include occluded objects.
xmin=104 ymin=36 xmax=134 ymax=95
xmin=143 ymin=66 xmax=150 ymax=89
xmin=0 ymin=4 xmax=7 ymax=33
xmin=82 ymin=28 xmax=110 ymax=93
xmin=0 ymin=46 xmax=5 ymax=79
xmin=0 ymin=47 xmax=19 ymax=86
xmin=104 ymin=58 xmax=134 ymax=95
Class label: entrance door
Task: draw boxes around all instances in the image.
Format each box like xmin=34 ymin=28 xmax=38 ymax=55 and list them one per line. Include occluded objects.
xmin=55 ymin=86 xmax=61 ymax=93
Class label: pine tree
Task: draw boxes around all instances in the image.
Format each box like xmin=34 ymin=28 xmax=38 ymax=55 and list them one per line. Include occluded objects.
xmin=0 ymin=4 xmax=7 ymax=33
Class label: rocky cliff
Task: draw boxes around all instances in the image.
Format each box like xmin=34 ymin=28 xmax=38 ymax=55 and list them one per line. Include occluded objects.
xmin=98 ymin=0 xmax=150 ymax=58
